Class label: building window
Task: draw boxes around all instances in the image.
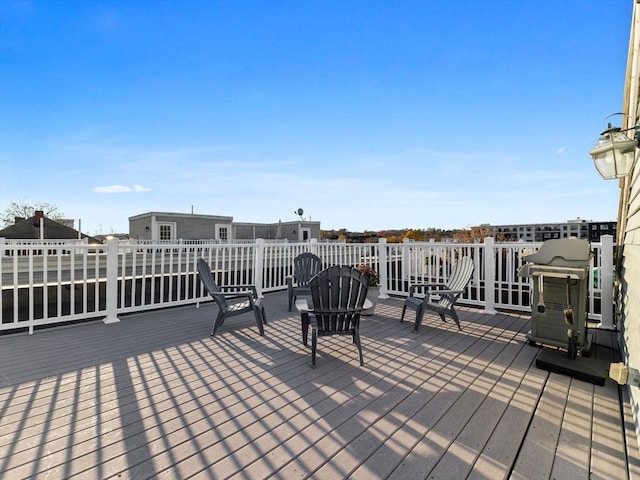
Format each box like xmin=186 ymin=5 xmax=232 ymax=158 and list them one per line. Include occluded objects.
xmin=158 ymin=223 xmax=174 ymax=241
xmin=218 ymin=226 xmax=228 ymax=241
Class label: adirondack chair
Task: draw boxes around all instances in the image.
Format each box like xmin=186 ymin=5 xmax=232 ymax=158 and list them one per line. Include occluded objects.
xmin=286 ymin=252 xmax=322 ymax=311
xmin=298 ymin=265 xmax=369 ymax=367
xmin=401 ymin=256 xmax=474 ymax=333
xmin=197 ymin=258 xmax=267 ymax=336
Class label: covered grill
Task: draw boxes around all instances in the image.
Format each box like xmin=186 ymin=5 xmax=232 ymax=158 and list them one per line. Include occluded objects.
xmin=519 ymin=238 xmax=593 ymax=356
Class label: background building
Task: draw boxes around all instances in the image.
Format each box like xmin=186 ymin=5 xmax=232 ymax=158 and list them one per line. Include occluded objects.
xmin=0 ymin=210 xmax=100 ymax=243
xmin=129 ymin=211 xmax=321 ymax=242
xmin=492 ymin=218 xmax=616 ymax=242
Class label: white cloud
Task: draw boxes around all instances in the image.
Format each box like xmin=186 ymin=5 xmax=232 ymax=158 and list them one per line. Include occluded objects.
xmin=557 ymin=146 xmax=566 ymax=154
xmin=93 ymin=184 xmax=151 ymax=194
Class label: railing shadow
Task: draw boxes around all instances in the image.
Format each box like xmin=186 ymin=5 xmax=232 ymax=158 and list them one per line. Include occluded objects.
xmin=0 ymin=291 xmax=632 ymax=479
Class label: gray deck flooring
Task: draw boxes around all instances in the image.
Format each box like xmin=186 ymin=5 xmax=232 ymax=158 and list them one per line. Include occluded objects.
xmin=1 ymin=292 xmax=639 ymax=480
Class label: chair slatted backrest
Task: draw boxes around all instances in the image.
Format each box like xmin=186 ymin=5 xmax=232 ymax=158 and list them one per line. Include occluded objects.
xmin=310 ymin=265 xmax=369 ymax=335
xmin=439 ymin=256 xmax=474 ymax=309
xmin=294 ymin=252 xmax=322 ymax=287
xmin=197 ymin=258 xmax=228 ymax=310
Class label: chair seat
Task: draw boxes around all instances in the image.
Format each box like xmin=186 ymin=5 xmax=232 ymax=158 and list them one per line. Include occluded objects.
xmin=228 ymin=300 xmax=257 ymax=313
xmin=291 ymin=285 xmax=311 ymax=295
xmin=297 ymin=298 xmax=373 ymax=346
xmin=404 ymin=297 xmax=423 ymax=309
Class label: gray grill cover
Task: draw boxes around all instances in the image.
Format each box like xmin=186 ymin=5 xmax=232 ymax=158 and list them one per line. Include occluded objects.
xmin=519 ymin=239 xmax=592 ymax=279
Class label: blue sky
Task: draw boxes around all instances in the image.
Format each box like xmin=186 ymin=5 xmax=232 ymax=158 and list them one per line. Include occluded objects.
xmin=0 ymin=0 xmax=633 ymax=235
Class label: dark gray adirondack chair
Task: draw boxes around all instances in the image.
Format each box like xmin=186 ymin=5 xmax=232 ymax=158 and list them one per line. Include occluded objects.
xmin=401 ymin=256 xmax=474 ymax=333
xmin=197 ymin=258 xmax=267 ymax=336
xmin=299 ymin=265 xmax=369 ymax=367
xmin=286 ymin=252 xmax=322 ymax=311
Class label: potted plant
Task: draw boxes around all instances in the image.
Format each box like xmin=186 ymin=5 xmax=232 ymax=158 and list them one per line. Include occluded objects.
xmin=356 ymin=263 xmax=379 ymax=315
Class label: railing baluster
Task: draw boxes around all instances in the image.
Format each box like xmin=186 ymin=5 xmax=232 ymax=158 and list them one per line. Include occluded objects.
xmin=103 ymin=238 xmax=120 ymax=324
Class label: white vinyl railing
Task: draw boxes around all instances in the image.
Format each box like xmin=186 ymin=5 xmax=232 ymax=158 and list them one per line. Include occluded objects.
xmin=0 ymin=236 xmax=615 ymax=334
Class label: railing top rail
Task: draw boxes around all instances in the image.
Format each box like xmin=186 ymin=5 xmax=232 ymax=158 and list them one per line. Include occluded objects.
xmin=0 ymin=238 xmax=91 ymax=245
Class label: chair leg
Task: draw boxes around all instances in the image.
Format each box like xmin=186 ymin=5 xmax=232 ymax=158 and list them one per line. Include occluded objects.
xmin=261 ymin=305 xmax=267 ymax=324
xmin=400 ymin=304 xmax=407 ymax=322
xmin=253 ymin=306 xmax=265 ymax=336
xmin=301 ymin=312 xmax=310 ymax=346
xmin=288 ymin=288 xmax=294 ymax=311
xmin=413 ymin=306 xmax=425 ymax=333
xmin=354 ymin=329 xmax=364 ymax=366
xmin=311 ymin=328 xmax=317 ymax=368
xmin=211 ymin=312 xmax=224 ymax=336
xmin=450 ymin=307 xmax=462 ymax=330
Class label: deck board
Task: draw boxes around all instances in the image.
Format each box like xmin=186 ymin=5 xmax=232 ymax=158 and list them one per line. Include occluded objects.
xmin=551 ymin=378 xmax=593 ymax=479
xmin=428 ymin=338 xmax=539 ymax=480
xmin=467 ymin=347 xmax=545 ymax=480
xmin=0 ymin=292 xmax=636 ymax=479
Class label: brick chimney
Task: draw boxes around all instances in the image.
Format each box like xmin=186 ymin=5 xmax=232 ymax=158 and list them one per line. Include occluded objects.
xmin=34 ymin=210 xmax=44 ymax=227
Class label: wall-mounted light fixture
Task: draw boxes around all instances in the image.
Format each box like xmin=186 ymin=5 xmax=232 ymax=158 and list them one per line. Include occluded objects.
xmin=589 ymin=117 xmax=639 ymax=179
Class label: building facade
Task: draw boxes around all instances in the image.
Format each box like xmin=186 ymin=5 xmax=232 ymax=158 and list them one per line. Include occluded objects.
xmin=492 ymin=219 xmax=616 ymax=242
xmin=129 ymin=211 xmax=321 ymax=242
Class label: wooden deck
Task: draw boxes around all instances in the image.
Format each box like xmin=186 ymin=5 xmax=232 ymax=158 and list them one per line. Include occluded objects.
xmin=1 ymin=292 xmax=638 ymax=480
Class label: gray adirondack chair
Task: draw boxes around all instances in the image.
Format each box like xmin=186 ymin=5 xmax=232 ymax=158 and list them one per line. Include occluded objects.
xmin=286 ymin=252 xmax=322 ymax=311
xmin=197 ymin=258 xmax=267 ymax=336
xmin=299 ymin=265 xmax=369 ymax=367
xmin=401 ymin=256 xmax=474 ymax=333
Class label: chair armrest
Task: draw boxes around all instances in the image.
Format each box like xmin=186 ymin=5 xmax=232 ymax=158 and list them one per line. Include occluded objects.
xmin=219 ymin=285 xmax=258 ymax=297
xmin=409 ymin=283 xmax=447 ymax=297
xmin=295 ymin=299 xmax=311 ymax=313
xmin=303 ymin=296 xmax=372 ymax=315
xmin=308 ymin=307 xmax=367 ymax=315
xmin=211 ymin=290 xmax=255 ymax=302
xmin=431 ymin=288 xmax=464 ymax=295
xmin=426 ymin=289 xmax=465 ymax=302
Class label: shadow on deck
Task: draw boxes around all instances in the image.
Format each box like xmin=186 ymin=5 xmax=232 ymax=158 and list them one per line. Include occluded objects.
xmin=1 ymin=292 xmax=638 ymax=479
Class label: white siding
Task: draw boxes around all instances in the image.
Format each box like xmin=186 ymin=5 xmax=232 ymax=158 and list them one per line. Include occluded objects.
xmin=619 ymin=0 xmax=640 ymax=454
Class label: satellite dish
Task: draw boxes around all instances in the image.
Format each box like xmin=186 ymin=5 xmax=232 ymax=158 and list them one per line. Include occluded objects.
xmin=296 ymin=208 xmax=304 ymax=216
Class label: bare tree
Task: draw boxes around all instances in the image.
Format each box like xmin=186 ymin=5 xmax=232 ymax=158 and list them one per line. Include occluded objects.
xmin=1 ymin=201 xmax=64 ymax=227
xmin=453 ymin=225 xmax=507 ymax=243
